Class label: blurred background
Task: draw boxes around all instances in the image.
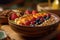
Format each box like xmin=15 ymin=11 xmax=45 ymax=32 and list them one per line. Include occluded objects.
xmin=0 ymin=0 xmax=59 ymax=16
xmin=0 ymin=0 xmax=55 ymax=9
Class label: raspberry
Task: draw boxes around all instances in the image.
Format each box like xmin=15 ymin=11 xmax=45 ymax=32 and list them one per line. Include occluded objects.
xmin=32 ymin=10 xmax=38 ymax=14
xmin=11 ymin=13 xmax=18 ymax=20
xmin=25 ymin=10 xmax=31 ymax=14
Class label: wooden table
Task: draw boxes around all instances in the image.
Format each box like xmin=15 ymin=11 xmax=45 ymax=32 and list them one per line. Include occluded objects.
xmin=0 ymin=24 xmax=60 ymax=40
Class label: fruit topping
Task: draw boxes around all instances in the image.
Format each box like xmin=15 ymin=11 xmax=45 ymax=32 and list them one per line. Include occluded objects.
xmin=36 ymin=21 xmax=42 ymax=25
xmin=25 ymin=21 xmax=31 ymax=25
xmin=32 ymin=10 xmax=38 ymax=14
xmin=44 ymin=15 xmax=47 ymax=19
xmin=31 ymin=20 xmax=36 ymax=24
xmin=43 ymin=13 xmax=51 ymax=20
xmin=20 ymin=11 xmax=24 ymax=16
xmin=31 ymin=17 xmax=36 ymax=21
xmin=10 ymin=9 xmax=52 ymax=27
xmin=47 ymin=13 xmax=51 ymax=18
xmin=25 ymin=10 xmax=31 ymax=14
xmin=40 ymin=18 xmax=44 ymax=22
xmin=36 ymin=18 xmax=40 ymax=23
xmin=11 ymin=13 xmax=18 ymax=20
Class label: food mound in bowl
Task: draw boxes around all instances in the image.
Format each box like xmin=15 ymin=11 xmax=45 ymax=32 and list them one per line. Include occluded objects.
xmin=9 ymin=10 xmax=57 ymax=27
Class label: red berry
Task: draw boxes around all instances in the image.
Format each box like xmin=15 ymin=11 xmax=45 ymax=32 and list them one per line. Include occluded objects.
xmin=30 ymin=18 xmax=36 ymax=25
xmin=31 ymin=17 xmax=36 ymax=21
xmin=31 ymin=21 xmax=35 ymax=24
xmin=38 ymin=16 xmax=43 ymax=19
xmin=21 ymin=23 xmax=25 ymax=25
xmin=47 ymin=13 xmax=51 ymax=17
xmin=25 ymin=21 xmax=31 ymax=25
xmin=25 ymin=10 xmax=31 ymax=14
xmin=40 ymin=18 xmax=44 ymax=22
xmin=11 ymin=13 xmax=18 ymax=20
xmin=32 ymin=10 xmax=38 ymax=14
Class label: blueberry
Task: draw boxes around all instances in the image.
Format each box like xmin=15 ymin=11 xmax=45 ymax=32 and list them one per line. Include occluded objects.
xmin=20 ymin=12 xmax=24 ymax=16
xmin=36 ymin=21 xmax=43 ymax=25
xmin=36 ymin=18 xmax=40 ymax=22
xmin=44 ymin=14 xmax=51 ymax=20
xmin=35 ymin=18 xmax=41 ymax=25
xmin=46 ymin=16 xmax=50 ymax=20
xmin=48 ymin=15 xmax=50 ymax=18
xmin=36 ymin=18 xmax=44 ymax=25
xmin=44 ymin=15 xmax=50 ymax=20
xmin=44 ymin=15 xmax=47 ymax=19
xmin=36 ymin=21 xmax=39 ymax=24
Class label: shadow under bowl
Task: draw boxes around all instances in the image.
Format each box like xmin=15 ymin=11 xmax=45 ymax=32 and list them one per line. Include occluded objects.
xmin=0 ymin=17 xmax=8 ymax=24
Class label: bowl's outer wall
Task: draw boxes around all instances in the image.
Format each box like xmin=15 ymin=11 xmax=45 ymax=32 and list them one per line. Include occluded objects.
xmin=9 ymin=20 xmax=59 ymax=37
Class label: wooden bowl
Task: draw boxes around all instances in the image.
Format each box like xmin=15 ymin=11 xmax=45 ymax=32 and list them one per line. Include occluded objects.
xmin=0 ymin=10 xmax=13 ymax=24
xmin=8 ymin=13 xmax=60 ymax=37
xmin=0 ymin=17 xmax=8 ymax=24
xmin=47 ymin=10 xmax=60 ymax=16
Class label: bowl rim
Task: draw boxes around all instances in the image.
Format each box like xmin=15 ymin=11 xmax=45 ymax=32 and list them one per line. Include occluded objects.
xmin=8 ymin=13 xmax=60 ymax=28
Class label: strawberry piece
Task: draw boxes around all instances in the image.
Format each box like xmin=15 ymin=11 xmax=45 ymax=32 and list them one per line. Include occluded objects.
xmin=11 ymin=13 xmax=18 ymax=20
xmin=47 ymin=13 xmax=51 ymax=17
xmin=31 ymin=21 xmax=36 ymax=24
xmin=32 ymin=10 xmax=38 ymax=14
xmin=21 ymin=23 xmax=25 ymax=25
xmin=38 ymin=16 xmax=43 ymax=19
xmin=25 ymin=10 xmax=31 ymax=14
xmin=29 ymin=17 xmax=36 ymax=25
xmin=31 ymin=17 xmax=36 ymax=21
xmin=25 ymin=21 xmax=31 ymax=25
